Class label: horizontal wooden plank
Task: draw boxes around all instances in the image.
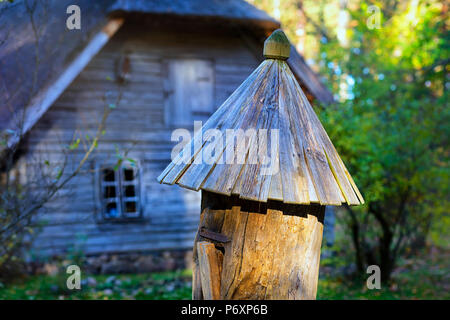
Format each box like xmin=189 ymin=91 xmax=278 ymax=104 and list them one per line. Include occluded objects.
xmin=35 ymin=221 xmax=199 ymax=238
xmin=56 ymin=89 xmax=164 ymax=102
xmin=34 ymin=238 xmax=196 ymax=257
xmin=33 ymin=229 xmax=197 ymax=251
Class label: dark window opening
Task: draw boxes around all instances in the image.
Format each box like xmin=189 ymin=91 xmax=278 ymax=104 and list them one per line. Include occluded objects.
xmin=106 ymin=202 xmax=119 ymax=218
xmin=98 ymin=164 xmax=142 ymax=222
xmin=123 ymin=168 xmax=134 ymax=181
xmin=103 ymin=169 xmax=115 ymax=181
xmin=124 ymin=185 xmax=135 ymax=197
xmin=104 ymin=186 xmax=116 ymax=198
xmin=125 ymin=201 xmax=136 ymax=213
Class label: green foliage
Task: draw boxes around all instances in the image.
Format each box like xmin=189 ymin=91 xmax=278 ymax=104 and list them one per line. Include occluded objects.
xmin=68 ymin=138 xmax=80 ymax=150
xmin=316 ymin=0 xmax=448 ymax=271
xmin=251 ymin=0 xmax=449 ymax=280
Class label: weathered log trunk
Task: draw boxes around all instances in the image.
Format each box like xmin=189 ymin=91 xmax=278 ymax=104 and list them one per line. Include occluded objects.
xmin=193 ymin=191 xmax=326 ymax=300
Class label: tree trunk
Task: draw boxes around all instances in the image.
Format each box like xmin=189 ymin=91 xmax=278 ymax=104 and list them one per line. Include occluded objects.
xmin=192 ymin=191 xmax=326 ymax=300
xmin=380 ymin=232 xmax=394 ymax=283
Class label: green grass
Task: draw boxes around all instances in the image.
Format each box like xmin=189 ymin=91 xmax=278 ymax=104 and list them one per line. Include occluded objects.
xmin=318 ymin=270 xmax=448 ymax=300
xmin=1 ymin=267 xmax=447 ymax=300
xmin=0 ymin=270 xmax=193 ymax=300
xmin=1 ymin=251 xmax=448 ymax=300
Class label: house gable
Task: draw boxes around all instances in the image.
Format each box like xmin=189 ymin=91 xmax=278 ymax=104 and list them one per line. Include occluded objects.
xmin=26 ymin=18 xmax=263 ymax=256
xmin=1 ymin=0 xmax=333 ymax=154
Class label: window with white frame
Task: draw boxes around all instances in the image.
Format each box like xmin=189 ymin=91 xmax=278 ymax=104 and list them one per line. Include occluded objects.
xmin=164 ymin=59 xmax=215 ymax=126
xmin=97 ymin=163 xmax=142 ymax=221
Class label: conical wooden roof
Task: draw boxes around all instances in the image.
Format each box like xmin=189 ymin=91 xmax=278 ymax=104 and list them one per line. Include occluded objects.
xmin=158 ymin=30 xmax=364 ymax=206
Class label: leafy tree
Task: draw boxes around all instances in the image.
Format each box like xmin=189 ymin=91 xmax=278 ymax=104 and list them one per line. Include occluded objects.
xmin=252 ymin=0 xmax=449 ymax=281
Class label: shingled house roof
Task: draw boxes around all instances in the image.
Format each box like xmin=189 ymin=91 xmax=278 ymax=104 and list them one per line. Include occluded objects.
xmin=0 ymin=0 xmax=333 ymax=151
xmin=158 ymin=31 xmax=363 ymax=206
xmin=109 ymin=0 xmax=278 ymax=27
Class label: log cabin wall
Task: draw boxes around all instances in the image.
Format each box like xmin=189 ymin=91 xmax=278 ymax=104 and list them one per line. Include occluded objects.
xmin=22 ymin=18 xmax=261 ymax=258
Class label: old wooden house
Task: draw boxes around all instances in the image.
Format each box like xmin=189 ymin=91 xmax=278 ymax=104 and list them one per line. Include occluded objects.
xmin=0 ymin=0 xmax=333 ymax=272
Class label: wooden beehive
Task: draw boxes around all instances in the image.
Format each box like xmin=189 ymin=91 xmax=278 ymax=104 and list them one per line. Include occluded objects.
xmin=158 ymin=29 xmax=363 ymax=300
